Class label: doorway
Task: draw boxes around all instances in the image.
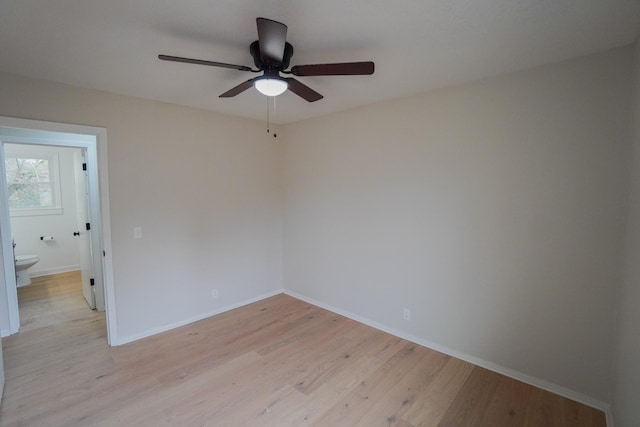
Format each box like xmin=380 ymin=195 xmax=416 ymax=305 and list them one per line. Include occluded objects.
xmin=0 ymin=117 xmax=116 ymax=345
xmin=5 ymin=143 xmax=97 ymax=309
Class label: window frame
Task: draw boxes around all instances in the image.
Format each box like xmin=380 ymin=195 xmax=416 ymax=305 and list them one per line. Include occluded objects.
xmin=4 ymin=146 xmax=63 ymax=217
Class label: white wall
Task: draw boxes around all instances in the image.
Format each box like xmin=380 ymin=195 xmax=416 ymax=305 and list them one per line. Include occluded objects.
xmin=6 ymin=144 xmax=82 ymax=276
xmin=0 ymin=72 xmax=284 ymax=343
xmin=612 ymin=41 xmax=640 ymax=427
xmin=283 ymin=46 xmax=634 ymax=404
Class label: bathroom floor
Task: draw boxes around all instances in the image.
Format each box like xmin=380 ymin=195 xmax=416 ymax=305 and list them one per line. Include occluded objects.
xmin=14 ymin=270 xmax=105 ymax=333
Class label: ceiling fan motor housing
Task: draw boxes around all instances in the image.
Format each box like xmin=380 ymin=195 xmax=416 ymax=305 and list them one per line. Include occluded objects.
xmin=250 ymin=41 xmax=294 ymax=70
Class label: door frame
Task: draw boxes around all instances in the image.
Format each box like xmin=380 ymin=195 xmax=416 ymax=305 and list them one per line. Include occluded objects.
xmin=0 ymin=116 xmax=117 ymax=345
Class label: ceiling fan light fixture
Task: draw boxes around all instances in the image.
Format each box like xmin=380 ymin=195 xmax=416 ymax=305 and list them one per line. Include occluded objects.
xmin=254 ymin=77 xmax=288 ymax=97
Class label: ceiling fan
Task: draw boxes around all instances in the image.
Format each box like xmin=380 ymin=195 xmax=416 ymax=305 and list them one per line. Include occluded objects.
xmin=159 ymin=17 xmax=375 ymax=102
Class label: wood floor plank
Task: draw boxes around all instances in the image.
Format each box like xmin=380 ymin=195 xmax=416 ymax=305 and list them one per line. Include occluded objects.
xmin=401 ymin=357 xmax=475 ymax=426
xmin=309 ymin=343 xmax=429 ymax=426
xmin=524 ymin=387 xmax=565 ymax=427
xmin=437 ymin=367 xmax=502 ymax=426
xmin=353 ymin=350 xmax=450 ymax=426
xmin=215 ymin=383 xmax=306 ymax=427
xmin=478 ymin=374 xmax=533 ymax=426
xmin=292 ymin=324 xmax=391 ymax=395
xmin=0 ymin=273 xmax=607 ymax=427
xmin=265 ymin=337 xmax=406 ymax=426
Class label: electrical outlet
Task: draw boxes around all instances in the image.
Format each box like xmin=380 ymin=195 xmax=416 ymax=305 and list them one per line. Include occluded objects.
xmin=133 ymin=226 xmax=142 ymax=239
xmin=403 ymin=308 xmax=411 ymax=321
xmin=211 ymin=289 xmax=218 ymax=299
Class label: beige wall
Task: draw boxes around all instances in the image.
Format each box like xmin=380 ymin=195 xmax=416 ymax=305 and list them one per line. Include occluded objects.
xmin=0 ymin=72 xmax=284 ymax=342
xmin=613 ymin=41 xmax=640 ymax=427
xmin=283 ymin=46 xmax=634 ymax=403
xmin=0 ymin=43 xmax=638 ymax=416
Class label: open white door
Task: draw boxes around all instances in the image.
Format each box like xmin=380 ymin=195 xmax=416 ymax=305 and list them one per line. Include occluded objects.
xmin=73 ymin=150 xmax=95 ymax=309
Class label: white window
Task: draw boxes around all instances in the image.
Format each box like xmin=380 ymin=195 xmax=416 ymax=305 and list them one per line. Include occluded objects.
xmin=4 ymin=147 xmax=62 ymax=216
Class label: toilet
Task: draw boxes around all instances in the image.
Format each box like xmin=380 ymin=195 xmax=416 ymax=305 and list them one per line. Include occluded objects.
xmin=15 ymin=255 xmax=40 ymax=287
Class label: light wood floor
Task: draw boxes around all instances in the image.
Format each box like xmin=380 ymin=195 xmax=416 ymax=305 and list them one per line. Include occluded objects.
xmin=0 ymin=272 xmax=606 ymax=426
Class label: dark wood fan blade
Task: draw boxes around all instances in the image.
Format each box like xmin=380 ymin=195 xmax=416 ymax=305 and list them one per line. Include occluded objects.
xmin=256 ymin=17 xmax=287 ymax=65
xmin=285 ymin=78 xmax=323 ymax=102
xmin=219 ymin=79 xmax=257 ymax=98
xmin=159 ymin=55 xmax=253 ymax=72
xmin=290 ymin=61 xmax=374 ymax=76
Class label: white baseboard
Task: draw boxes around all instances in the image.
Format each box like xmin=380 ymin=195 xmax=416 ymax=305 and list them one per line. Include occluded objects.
xmin=115 ymin=289 xmax=284 ymax=346
xmin=283 ymin=290 xmax=612 ymax=423
xmin=30 ymin=265 xmax=80 ymax=277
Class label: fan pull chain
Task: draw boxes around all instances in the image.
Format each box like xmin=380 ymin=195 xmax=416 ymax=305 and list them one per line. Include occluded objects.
xmin=266 ymin=96 xmax=270 ymax=134
xmin=266 ymin=96 xmax=278 ymax=138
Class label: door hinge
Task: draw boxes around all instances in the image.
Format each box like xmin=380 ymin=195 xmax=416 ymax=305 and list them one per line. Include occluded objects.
xmin=90 ymin=278 xmax=95 ymax=287
xmin=82 ymin=162 xmax=87 ymax=171
xmin=85 ymin=222 xmax=91 ymax=231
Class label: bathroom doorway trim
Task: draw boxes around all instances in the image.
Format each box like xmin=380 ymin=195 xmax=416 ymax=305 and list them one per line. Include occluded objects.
xmin=0 ymin=116 xmax=117 ymax=345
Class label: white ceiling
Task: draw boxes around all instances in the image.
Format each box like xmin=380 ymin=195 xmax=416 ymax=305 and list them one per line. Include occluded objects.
xmin=1 ymin=0 xmax=639 ymax=124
